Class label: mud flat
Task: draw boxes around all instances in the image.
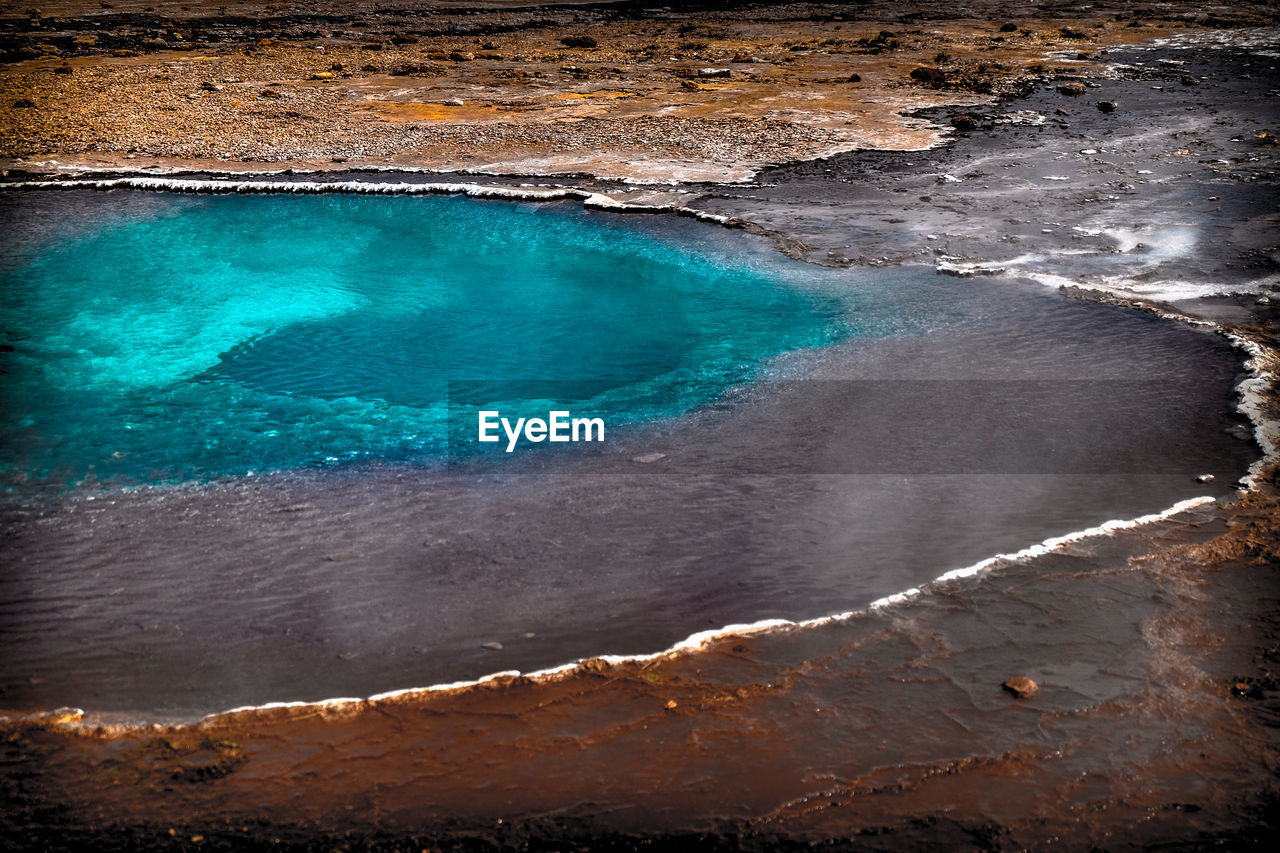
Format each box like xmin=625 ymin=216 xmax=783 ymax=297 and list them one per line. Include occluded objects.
xmin=2 ymin=1 xmax=1279 ymax=850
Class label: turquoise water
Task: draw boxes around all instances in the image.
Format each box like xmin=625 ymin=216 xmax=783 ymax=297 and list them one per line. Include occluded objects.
xmin=0 ymin=190 xmax=865 ymax=495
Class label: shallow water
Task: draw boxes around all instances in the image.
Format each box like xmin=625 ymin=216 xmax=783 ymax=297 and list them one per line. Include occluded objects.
xmin=0 ymin=188 xmax=1261 ymax=720
xmin=0 ymin=191 xmax=868 ymax=495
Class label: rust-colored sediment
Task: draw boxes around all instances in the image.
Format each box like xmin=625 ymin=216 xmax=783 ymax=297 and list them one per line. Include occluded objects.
xmin=3 ymin=459 xmax=1278 ymax=847
xmin=1 ymin=1 xmax=1269 ymax=181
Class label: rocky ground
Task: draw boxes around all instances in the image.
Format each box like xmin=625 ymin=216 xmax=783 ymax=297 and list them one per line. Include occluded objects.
xmin=2 ymin=1 xmax=1275 ymax=180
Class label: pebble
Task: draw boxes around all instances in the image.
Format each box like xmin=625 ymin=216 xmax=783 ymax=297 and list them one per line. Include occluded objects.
xmin=1002 ymin=676 xmax=1038 ymax=698
xmin=631 ymin=452 xmax=667 ymax=463
xmin=481 ymin=641 xmax=503 ymax=651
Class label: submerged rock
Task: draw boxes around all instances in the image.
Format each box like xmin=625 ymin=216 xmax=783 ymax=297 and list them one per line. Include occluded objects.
xmin=1002 ymin=676 xmax=1039 ymax=698
xmin=1097 ymin=100 xmax=1117 ymax=113
xmin=1057 ymin=81 xmax=1087 ymax=96
xmin=950 ymin=114 xmax=977 ymax=131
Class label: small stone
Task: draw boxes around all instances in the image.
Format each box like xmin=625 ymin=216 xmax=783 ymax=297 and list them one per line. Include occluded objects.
xmin=1096 ymin=100 xmax=1117 ymax=113
xmin=1057 ymin=81 xmax=1086 ymax=96
xmin=199 ymin=81 xmax=222 ymax=91
xmin=481 ymin=641 xmax=503 ymax=651
xmin=560 ymin=36 xmax=598 ymax=49
xmin=950 ymin=114 xmax=977 ymax=131
xmin=664 ymin=700 xmax=678 ymax=710
xmin=631 ymin=452 xmax=666 ymax=463
xmin=732 ymin=52 xmax=756 ymax=63
xmin=1180 ymin=75 xmax=1201 ymax=86
xmin=12 ymin=98 xmax=35 ymax=108
xmin=391 ymin=35 xmax=418 ymax=45
xmin=1231 ymin=681 xmax=1264 ymax=699
xmin=1002 ymin=676 xmax=1038 ymax=698
xmin=909 ymin=66 xmax=946 ymax=86
xmin=1196 ymin=473 xmax=1215 ymax=483
xmin=1224 ymin=425 xmax=1253 ymax=441
xmin=311 ymin=72 xmax=334 ymax=80
xmin=999 ymin=23 xmax=1019 ymax=32
xmin=449 ymin=51 xmax=474 ymax=62
xmin=53 ymin=64 xmax=72 ymax=75
xmin=846 ymin=72 xmax=861 ymax=82
xmin=697 ymin=68 xmax=731 ymax=78
xmin=1054 ymin=107 xmax=1069 ymax=116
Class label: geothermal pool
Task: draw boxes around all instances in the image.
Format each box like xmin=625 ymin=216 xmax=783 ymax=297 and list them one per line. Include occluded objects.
xmin=0 ymin=190 xmax=878 ymax=495
xmin=0 ymin=186 xmax=1260 ymax=720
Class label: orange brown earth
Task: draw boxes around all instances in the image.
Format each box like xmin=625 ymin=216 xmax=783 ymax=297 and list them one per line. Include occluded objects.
xmin=0 ymin=0 xmax=1272 ymax=181
xmin=3 ymin=1 xmax=1280 ymax=851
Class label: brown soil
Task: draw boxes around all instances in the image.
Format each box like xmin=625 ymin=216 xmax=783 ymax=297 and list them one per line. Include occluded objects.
xmin=2 ymin=1 xmax=1272 ymax=181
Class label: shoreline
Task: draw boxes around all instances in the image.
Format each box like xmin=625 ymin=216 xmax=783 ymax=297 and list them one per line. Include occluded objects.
xmin=0 ymin=173 xmax=1273 ymax=730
